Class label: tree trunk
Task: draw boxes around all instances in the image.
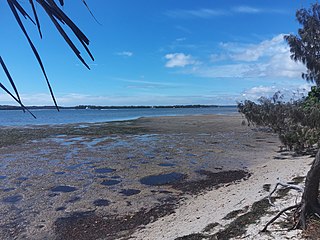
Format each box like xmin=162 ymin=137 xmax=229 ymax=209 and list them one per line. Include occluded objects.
xmin=296 ymin=149 xmax=320 ymax=229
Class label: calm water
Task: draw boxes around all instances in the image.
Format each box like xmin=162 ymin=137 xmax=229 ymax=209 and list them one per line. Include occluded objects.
xmin=0 ymin=107 xmax=238 ymax=126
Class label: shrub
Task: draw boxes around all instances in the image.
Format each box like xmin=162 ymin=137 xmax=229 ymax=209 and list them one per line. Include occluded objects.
xmin=238 ymin=87 xmax=320 ymax=152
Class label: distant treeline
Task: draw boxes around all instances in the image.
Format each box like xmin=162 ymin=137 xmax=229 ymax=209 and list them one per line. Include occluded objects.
xmin=74 ymin=104 xmax=222 ymax=109
xmin=0 ymin=104 xmax=236 ymax=110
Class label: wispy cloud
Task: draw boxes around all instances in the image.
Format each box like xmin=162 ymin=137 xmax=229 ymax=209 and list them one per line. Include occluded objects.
xmin=0 ymin=92 xmax=239 ymax=106
xmin=166 ymin=6 xmax=285 ymax=19
xmin=116 ymin=51 xmax=133 ymax=57
xmin=165 ymin=53 xmax=199 ymax=68
xmin=166 ymin=8 xmax=228 ymax=19
xmin=114 ymin=78 xmax=183 ymax=90
xmin=233 ymin=6 xmax=261 ymax=14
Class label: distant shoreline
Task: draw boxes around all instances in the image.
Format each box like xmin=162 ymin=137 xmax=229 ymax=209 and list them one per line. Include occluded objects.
xmin=0 ymin=104 xmax=237 ymax=111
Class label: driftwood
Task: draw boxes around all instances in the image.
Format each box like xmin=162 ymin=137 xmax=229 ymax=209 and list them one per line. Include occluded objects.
xmin=262 ymin=149 xmax=320 ymax=232
xmin=262 ymin=179 xmax=303 ymax=232
xmin=267 ymin=179 xmax=303 ymax=207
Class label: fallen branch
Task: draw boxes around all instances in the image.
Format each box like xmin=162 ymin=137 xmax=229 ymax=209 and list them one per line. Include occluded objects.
xmin=262 ymin=178 xmax=305 ymax=232
xmin=268 ymin=179 xmax=304 ymax=207
xmin=261 ymin=204 xmax=300 ymax=232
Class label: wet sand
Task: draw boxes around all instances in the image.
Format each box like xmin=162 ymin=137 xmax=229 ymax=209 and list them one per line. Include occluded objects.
xmin=0 ymin=114 xmax=280 ymax=239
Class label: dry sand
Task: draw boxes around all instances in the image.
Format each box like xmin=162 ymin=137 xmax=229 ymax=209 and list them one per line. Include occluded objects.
xmin=132 ymin=149 xmax=312 ymax=240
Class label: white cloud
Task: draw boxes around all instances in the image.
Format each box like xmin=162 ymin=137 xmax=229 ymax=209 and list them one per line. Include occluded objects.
xmin=176 ymin=38 xmax=186 ymax=42
xmin=116 ymin=51 xmax=133 ymax=57
xmin=229 ymin=34 xmax=286 ymax=62
xmin=241 ymin=86 xmax=278 ymax=99
xmin=209 ymin=53 xmax=228 ymax=63
xmin=185 ymin=34 xmax=306 ymax=79
xmin=165 ymin=53 xmax=198 ymax=68
xmin=240 ymin=84 xmax=312 ymax=102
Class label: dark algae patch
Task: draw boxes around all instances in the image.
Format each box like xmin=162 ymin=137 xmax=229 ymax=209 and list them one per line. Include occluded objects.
xmin=0 ymin=120 xmax=148 ymax=148
xmin=2 ymin=194 xmax=23 ymax=203
xmin=222 ymin=206 xmax=249 ymax=220
xmin=140 ymin=172 xmax=186 ymax=186
xmin=53 ymin=169 xmax=251 ymax=239
xmin=158 ymin=163 xmax=176 ymax=167
xmin=67 ymin=196 xmax=81 ymax=203
xmin=101 ymin=180 xmax=121 ymax=186
xmin=94 ymin=168 xmax=116 ymax=174
xmin=175 ymin=233 xmax=209 ymax=240
xmin=119 ymin=189 xmax=141 ymax=196
xmin=290 ymin=176 xmax=305 ymax=184
xmin=54 ymin=202 xmax=177 ymax=240
xmin=51 ymin=186 xmax=77 ymax=193
xmin=56 ymin=206 xmax=66 ymax=211
xmin=263 ymin=183 xmax=271 ymax=192
xmin=176 ymin=198 xmax=272 ymax=240
xmin=93 ymin=199 xmax=110 ymax=206
xmin=203 ymin=222 xmax=220 ymax=232
xmin=213 ymin=198 xmax=272 ymax=239
xmin=173 ymin=170 xmax=250 ymax=195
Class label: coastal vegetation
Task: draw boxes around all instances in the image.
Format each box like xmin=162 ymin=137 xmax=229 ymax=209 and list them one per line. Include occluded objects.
xmin=238 ymin=87 xmax=320 ymax=153
xmin=239 ymin=2 xmax=320 ymax=232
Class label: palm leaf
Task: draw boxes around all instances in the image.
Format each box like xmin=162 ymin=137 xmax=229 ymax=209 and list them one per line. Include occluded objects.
xmin=7 ymin=0 xmax=60 ymax=110
xmin=0 ymin=57 xmax=22 ymax=104
xmin=0 ymin=82 xmax=36 ymax=118
xmin=82 ymin=0 xmax=102 ymax=25
xmin=3 ymin=0 xmax=95 ymax=113
xmin=11 ymin=0 xmax=36 ymax=25
xmin=43 ymin=0 xmax=94 ymax=61
xmin=29 ymin=0 xmax=42 ymax=38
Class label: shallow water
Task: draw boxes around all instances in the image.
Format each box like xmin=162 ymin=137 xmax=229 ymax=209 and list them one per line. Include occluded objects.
xmin=0 ymin=115 xmax=280 ymax=239
xmin=0 ymin=107 xmax=237 ymax=126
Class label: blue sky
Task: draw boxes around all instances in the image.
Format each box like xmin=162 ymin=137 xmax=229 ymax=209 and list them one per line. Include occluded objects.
xmin=0 ymin=0 xmax=316 ymax=106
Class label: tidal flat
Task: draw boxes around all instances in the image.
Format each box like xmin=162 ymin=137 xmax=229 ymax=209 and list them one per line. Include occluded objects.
xmin=0 ymin=114 xmax=280 ymax=239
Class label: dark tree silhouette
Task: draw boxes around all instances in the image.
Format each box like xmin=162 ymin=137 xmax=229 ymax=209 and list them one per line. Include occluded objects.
xmin=285 ymin=3 xmax=320 ymax=86
xmin=1 ymin=0 xmax=94 ymax=113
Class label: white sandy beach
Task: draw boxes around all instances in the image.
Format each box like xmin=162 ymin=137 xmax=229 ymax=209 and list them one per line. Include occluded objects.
xmin=132 ymin=152 xmax=313 ymax=240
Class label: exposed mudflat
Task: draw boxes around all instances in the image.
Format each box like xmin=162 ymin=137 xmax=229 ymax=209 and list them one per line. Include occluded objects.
xmin=0 ymin=114 xmax=280 ymax=239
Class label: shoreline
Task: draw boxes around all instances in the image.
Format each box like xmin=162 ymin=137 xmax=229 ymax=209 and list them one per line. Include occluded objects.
xmin=0 ymin=114 xmax=300 ymax=239
xmin=0 ymin=108 xmax=238 ymax=127
xmin=132 ymin=151 xmax=312 ymax=240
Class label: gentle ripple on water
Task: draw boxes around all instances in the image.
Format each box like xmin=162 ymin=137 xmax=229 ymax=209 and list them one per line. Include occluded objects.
xmin=0 ymin=107 xmax=237 ymax=126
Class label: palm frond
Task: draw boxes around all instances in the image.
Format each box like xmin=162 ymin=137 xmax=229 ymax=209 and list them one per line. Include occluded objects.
xmin=2 ymin=0 xmax=95 ymax=113
xmin=82 ymin=0 xmax=102 ymax=25
xmin=0 ymin=57 xmax=22 ymax=104
xmin=0 ymin=80 xmax=36 ymax=118
xmin=7 ymin=0 xmax=59 ymax=110
xmin=29 ymin=0 xmax=43 ymax=38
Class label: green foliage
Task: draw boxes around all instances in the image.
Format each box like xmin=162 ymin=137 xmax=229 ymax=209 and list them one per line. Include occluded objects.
xmin=285 ymin=3 xmax=320 ymax=85
xmin=238 ymin=89 xmax=320 ymax=152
